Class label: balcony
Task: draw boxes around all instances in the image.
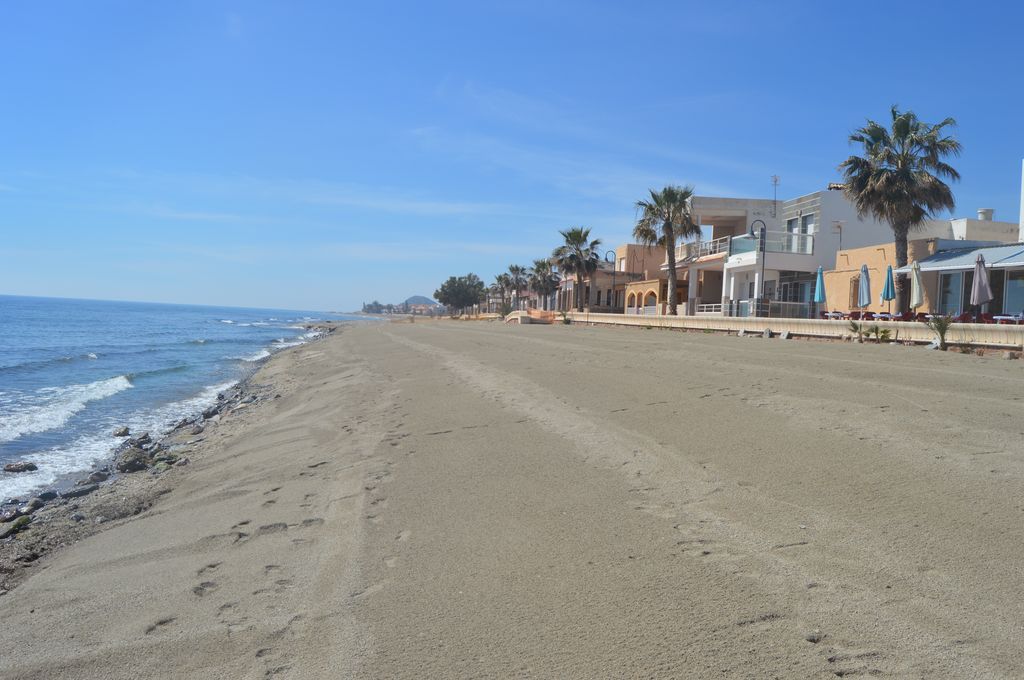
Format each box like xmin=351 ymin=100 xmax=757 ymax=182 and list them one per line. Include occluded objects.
xmin=730 ymin=231 xmax=814 ymax=257
xmin=674 ymin=235 xmax=731 ymax=262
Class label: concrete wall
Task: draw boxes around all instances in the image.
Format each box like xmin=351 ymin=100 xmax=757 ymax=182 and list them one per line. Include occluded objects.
xmin=917 ymin=216 xmax=1019 ymax=243
xmin=566 ymin=311 xmax=1024 ymax=348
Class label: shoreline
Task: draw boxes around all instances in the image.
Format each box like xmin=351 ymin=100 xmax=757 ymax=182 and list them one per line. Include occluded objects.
xmin=0 ymin=323 xmax=340 ymax=596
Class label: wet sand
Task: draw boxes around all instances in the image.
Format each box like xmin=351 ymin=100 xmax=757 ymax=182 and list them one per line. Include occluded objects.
xmin=2 ymin=321 xmax=1023 ymax=678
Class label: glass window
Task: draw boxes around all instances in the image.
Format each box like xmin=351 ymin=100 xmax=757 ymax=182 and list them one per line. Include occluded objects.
xmin=938 ymin=272 xmax=963 ymax=315
xmin=801 ymin=214 xmax=815 ymax=234
xmin=1005 ymin=270 xmax=1024 ymax=316
xmin=786 ymin=218 xmax=799 ymax=234
xmin=989 ymin=270 xmax=1005 ymax=315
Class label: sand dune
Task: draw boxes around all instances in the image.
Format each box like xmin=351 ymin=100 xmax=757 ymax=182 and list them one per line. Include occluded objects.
xmin=2 ymin=321 xmax=1023 ymax=678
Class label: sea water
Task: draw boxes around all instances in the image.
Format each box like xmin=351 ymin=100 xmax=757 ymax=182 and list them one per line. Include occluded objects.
xmin=0 ymin=295 xmax=365 ymax=500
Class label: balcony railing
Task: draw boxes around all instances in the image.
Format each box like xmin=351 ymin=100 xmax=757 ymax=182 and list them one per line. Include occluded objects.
xmin=730 ymin=231 xmax=814 ymax=257
xmin=675 ymin=235 xmax=731 ymax=261
xmin=695 ymin=303 xmax=723 ymax=315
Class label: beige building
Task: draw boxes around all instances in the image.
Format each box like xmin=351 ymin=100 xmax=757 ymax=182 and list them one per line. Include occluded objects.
xmin=555 ymin=244 xmax=661 ymax=312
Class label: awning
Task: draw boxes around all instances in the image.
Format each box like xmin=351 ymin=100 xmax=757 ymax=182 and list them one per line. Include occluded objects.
xmin=895 ymin=243 xmax=1024 ymax=274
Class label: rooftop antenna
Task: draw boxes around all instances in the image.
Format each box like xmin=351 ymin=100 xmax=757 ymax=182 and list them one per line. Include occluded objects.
xmin=770 ymin=175 xmax=780 ymax=219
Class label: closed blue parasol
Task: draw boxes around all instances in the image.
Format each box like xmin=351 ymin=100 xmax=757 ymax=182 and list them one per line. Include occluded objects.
xmin=813 ymin=265 xmax=826 ymax=304
xmin=857 ymin=264 xmax=871 ymax=308
xmin=880 ymin=264 xmax=896 ymax=313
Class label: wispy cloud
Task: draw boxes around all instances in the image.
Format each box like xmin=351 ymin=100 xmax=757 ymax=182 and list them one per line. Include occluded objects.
xmin=408 ymin=127 xmax=740 ymax=203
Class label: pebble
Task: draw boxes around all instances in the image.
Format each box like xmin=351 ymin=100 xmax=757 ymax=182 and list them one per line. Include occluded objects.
xmin=112 ymin=426 xmax=130 ymax=437
xmin=805 ymin=630 xmax=824 ymax=644
xmin=70 ymin=513 xmax=85 ymax=522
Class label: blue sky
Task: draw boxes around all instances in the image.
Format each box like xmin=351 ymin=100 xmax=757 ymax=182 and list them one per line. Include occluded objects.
xmin=1 ymin=1 xmax=1022 ymax=311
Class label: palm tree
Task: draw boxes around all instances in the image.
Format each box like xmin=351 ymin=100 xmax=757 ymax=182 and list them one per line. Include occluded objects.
xmin=528 ymin=259 xmax=560 ymax=310
xmin=507 ymin=264 xmax=529 ymax=310
xmin=552 ymin=227 xmax=601 ymax=312
xmin=839 ymin=106 xmax=960 ymax=312
xmin=492 ymin=273 xmax=512 ymax=312
xmin=633 ymin=185 xmax=700 ymax=316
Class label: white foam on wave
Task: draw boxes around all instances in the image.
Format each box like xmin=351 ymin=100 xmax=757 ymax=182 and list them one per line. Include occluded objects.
xmin=240 ymin=349 xmax=271 ymax=362
xmin=220 ymin=319 xmax=234 ymax=324
xmin=0 ymin=380 xmax=237 ymax=500
xmin=86 ymin=352 xmax=98 ymax=360
xmin=0 ymin=376 xmax=133 ymax=444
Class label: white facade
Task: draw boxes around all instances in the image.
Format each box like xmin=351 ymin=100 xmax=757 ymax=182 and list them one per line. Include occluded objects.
xmin=719 ymin=188 xmax=892 ymax=311
xmin=918 ymin=211 xmax=1019 ymax=243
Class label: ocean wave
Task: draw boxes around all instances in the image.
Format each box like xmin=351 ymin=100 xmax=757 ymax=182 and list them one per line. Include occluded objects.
xmin=0 ymin=380 xmax=236 ymax=500
xmin=220 ymin=319 xmax=234 ymax=324
xmin=189 ymin=339 xmax=207 ymax=345
xmin=126 ymin=365 xmax=190 ymax=380
xmin=0 ymin=351 xmax=100 ymax=374
xmin=232 ymin=349 xmax=271 ymax=362
xmin=0 ymin=375 xmax=133 ymax=444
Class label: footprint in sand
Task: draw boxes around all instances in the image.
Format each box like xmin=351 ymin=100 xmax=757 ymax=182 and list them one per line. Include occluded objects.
xmin=192 ymin=581 xmax=219 ymax=597
xmin=196 ymin=562 xmax=222 ymax=576
xmin=396 ymin=529 xmax=411 ymax=542
xmin=144 ymin=617 xmax=176 ymax=635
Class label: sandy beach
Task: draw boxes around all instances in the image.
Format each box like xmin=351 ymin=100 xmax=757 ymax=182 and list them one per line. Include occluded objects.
xmin=2 ymin=320 xmax=1024 ymax=678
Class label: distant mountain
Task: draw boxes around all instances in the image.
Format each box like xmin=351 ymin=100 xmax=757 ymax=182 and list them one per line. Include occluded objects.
xmin=404 ymin=295 xmax=438 ymax=306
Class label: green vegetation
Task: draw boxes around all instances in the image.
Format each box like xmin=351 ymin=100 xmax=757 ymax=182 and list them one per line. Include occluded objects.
xmin=434 ymin=273 xmax=485 ymax=316
xmin=632 ymin=185 xmax=700 ymax=316
xmin=926 ymin=314 xmax=955 ymax=351
xmin=529 ymin=259 xmax=559 ymax=310
xmin=840 ymin=107 xmax=961 ymax=312
xmin=552 ymin=227 xmax=602 ymax=312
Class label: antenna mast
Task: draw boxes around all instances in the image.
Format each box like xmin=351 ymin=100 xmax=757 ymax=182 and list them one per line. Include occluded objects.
xmin=770 ymin=175 xmax=780 ymax=219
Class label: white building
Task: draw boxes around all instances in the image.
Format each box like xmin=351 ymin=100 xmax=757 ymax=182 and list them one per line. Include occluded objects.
xmin=666 ymin=186 xmax=893 ymax=316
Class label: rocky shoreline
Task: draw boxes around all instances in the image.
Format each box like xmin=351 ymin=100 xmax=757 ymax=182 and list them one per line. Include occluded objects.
xmin=0 ymin=324 xmax=339 ymax=596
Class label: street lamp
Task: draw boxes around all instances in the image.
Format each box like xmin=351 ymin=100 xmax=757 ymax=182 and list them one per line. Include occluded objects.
xmin=750 ymin=219 xmax=767 ymax=317
xmin=604 ymin=250 xmax=616 ymax=312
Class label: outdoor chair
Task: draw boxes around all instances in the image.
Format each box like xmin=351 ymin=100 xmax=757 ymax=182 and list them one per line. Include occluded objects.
xmin=915 ymin=312 xmax=929 ymax=323
xmin=894 ymin=311 xmax=914 ymax=322
xmin=861 ymin=312 xmax=875 ymax=321
xmin=981 ymin=313 xmax=996 ymax=324
xmin=952 ymin=312 xmax=972 ymax=323
xmin=848 ymin=311 xmax=861 ymax=320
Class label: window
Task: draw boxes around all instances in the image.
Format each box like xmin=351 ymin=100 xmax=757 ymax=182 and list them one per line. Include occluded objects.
xmin=1006 ymin=270 xmax=1024 ymax=315
xmin=786 ymin=218 xmax=799 ymax=233
xmin=849 ymin=276 xmax=860 ymax=309
xmin=596 ymin=290 xmax=602 ymax=306
xmin=801 ymin=214 xmax=815 ymax=234
xmin=938 ymin=272 xmax=963 ymax=315
xmin=618 ymin=257 xmax=626 ymax=272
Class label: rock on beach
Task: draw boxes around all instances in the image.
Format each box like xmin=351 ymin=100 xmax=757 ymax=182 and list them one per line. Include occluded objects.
xmin=3 ymin=462 xmax=38 ymax=474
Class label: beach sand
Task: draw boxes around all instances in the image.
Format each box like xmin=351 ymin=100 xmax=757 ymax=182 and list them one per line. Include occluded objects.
xmin=2 ymin=321 xmax=1023 ymax=678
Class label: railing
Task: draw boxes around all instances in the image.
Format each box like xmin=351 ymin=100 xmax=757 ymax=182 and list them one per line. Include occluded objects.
xmin=675 ymin=235 xmax=731 ymax=261
xmin=729 ymin=231 xmax=814 ymax=257
xmin=727 ymin=300 xmax=818 ymax=319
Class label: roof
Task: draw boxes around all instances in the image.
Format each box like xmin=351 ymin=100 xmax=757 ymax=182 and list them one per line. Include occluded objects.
xmin=895 ymin=243 xmax=1024 ymax=273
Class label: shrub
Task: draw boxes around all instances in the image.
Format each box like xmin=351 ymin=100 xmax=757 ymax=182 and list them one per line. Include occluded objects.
xmin=925 ymin=315 xmax=954 ymax=351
